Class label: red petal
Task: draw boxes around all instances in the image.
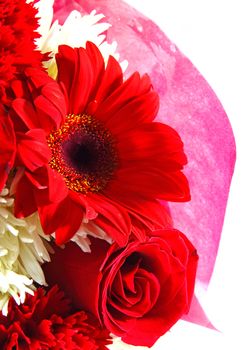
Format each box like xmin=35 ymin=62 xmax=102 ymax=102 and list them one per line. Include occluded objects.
xmin=86 ymin=193 xmax=131 ymax=246
xmin=12 ymin=98 xmax=41 ymax=129
xmin=56 ymin=45 xmax=94 ymax=114
xmin=108 ymin=168 xmax=190 ymax=203
xmin=21 ymin=166 xmax=68 ymax=211
xmin=56 ymin=45 xmax=77 ymax=97
xmin=55 ymin=200 xmax=84 ymax=244
xmin=43 ymin=240 xmax=108 ymax=317
xmin=94 ymin=72 xmax=141 ymax=121
xmin=38 ymin=194 xmax=83 ymax=243
xmin=25 ymin=67 xmax=53 ymax=90
xmin=46 ymin=167 xmax=68 ymax=203
xmin=117 ymin=122 xmax=188 ymax=169
xmin=34 ymin=94 xmax=64 ymax=132
xmin=87 ymin=55 xmax=123 ymax=115
xmin=38 ymin=201 xmax=64 ymax=235
xmin=25 ymin=168 xmax=49 ymax=190
xmin=105 ymin=91 xmax=159 ymax=135
xmin=11 ymin=69 xmax=65 ymax=133
xmin=0 ymin=111 xmax=16 ymax=191
xmin=103 ymin=195 xmax=172 ymax=232
xmin=14 ymin=174 xmax=37 ymax=217
xmin=16 ymin=129 xmax=51 ymax=171
xmin=41 ymin=82 xmax=67 ymax=122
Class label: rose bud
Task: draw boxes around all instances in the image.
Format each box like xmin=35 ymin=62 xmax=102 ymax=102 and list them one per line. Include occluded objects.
xmin=43 ymin=229 xmax=198 ymax=347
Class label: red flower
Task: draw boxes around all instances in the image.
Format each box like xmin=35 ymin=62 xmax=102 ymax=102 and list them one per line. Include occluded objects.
xmin=0 ymin=104 xmax=16 ymax=191
xmin=0 ymin=286 xmax=111 ymax=350
xmin=44 ymin=229 xmax=198 ymax=347
xmin=10 ymin=43 xmax=189 ymax=245
xmin=0 ymin=0 xmax=45 ymax=105
xmin=65 ymin=0 xmax=237 ymax=293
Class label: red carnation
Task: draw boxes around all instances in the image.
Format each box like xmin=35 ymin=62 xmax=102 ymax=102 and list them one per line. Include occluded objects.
xmin=44 ymin=229 xmax=198 ymax=347
xmin=0 ymin=0 xmax=45 ymax=105
xmin=10 ymin=43 xmax=189 ymax=245
xmin=0 ymin=286 xmax=111 ymax=350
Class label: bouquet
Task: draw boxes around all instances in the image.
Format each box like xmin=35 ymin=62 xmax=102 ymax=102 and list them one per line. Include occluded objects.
xmin=0 ymin=0 xmax=235 ymax=349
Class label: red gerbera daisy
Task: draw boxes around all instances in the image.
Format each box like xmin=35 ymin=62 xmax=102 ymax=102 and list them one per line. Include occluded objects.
xmin=0 ymin=0 xmax=45 ymax=105
xmin=0 ymin=286 xmax=111 ymax=350
xmin=9 ymin=42 xmax=190 ymax=245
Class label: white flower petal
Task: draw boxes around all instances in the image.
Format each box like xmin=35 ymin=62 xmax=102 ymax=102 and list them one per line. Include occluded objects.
xmin=71 ymin=220 xmax=113 ymax=253
xmin=0 ymin=188 xmax=51 ymax=314
xmin=34 ymin=0 xmax=54 ymax=41
xmin=35 ymin=3 xmax=128 ymax=75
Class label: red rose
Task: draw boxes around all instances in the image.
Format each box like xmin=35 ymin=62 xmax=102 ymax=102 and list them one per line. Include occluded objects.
xmin=44 ymin=229 xmax=198 ymax=347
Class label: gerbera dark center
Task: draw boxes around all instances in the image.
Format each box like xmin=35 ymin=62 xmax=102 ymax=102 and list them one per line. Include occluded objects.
xmin=47 ymin=114 xmax=118 ymax=193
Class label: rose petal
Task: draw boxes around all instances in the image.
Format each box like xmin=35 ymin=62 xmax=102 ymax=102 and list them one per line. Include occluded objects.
xmin=43 ymin=240 xmax=108 ymax=318
xmin=53 ymin=0 xmax=236 ymax=326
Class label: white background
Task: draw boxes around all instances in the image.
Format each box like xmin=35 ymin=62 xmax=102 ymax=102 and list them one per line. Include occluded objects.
xmin=122 ymin=1 xmax=249 ymax=349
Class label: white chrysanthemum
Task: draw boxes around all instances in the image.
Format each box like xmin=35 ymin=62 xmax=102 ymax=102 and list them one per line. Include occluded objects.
xmin=71 ymin=219 xmax=113 ymax=253
xmin=0 ymin=188 xmax=51 ymax=315
xmin=34 ymin=0 xmax=128 ymax=77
